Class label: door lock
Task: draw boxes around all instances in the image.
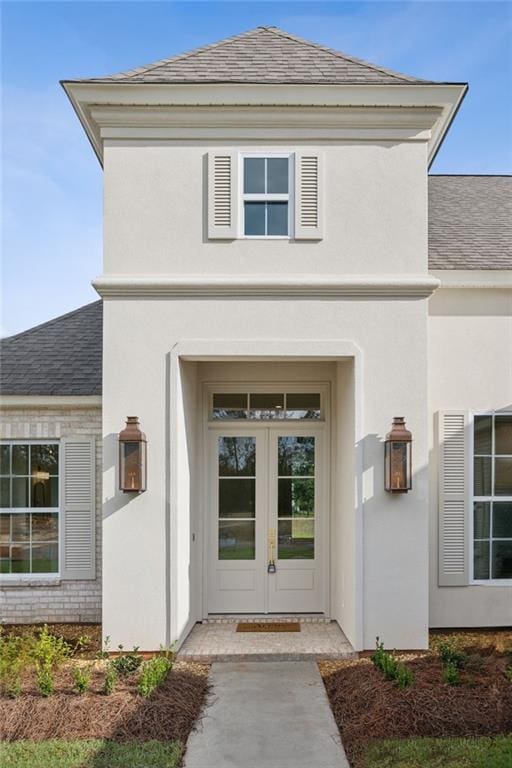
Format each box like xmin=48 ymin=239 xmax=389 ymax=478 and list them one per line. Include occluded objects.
xmin=267 ymin=528 xmax=277 ymax=574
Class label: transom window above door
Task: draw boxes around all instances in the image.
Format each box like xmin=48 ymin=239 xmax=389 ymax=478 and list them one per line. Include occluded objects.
xmin=242 ymin=156 xmax=291 ymax=238
xmin=211 ymin=392 xmax=322 ymax=421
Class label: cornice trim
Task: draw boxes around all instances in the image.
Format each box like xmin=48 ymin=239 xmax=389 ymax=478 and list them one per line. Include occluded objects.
xmin=93 ymin=274 xmax=440 ymax=299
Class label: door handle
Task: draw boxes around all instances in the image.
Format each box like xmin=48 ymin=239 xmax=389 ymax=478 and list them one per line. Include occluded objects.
xmin=268 ymin=528 xmax=276 ymax=573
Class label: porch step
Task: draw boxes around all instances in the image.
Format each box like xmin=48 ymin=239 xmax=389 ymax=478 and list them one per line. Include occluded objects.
xmin=176 ymin=619 xmax=357 ymax=662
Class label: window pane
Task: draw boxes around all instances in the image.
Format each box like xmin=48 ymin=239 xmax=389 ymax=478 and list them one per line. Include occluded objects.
xmin=11 ymin=513 xmax=30 ymax=541
xmin=244 ymin=202 xmax=266 ymax=236
xmin=244 ymin=158 xmax=265 ymax=193
xmin=0 ymin=514 xmax=10 ymax=542
xmin=31 ymin=445 xmax=59 ymax=475
xmin=249 ymin=393 xmax=284 ymax=419
xmin=0 ymin=445 xmax=10 ymax=475
xmin=267 ymin=202 xmax=288 ymax=236
xmin=286 ymin=393 xmax=321 ymax=420
xmin=495 ymin=458 xmax=512 ymax=495
xmin=219 ymin=479 xmax=255 ymax=518
xmin=278 ymin=519 xmax=314 ymax=559
xmin=473 ymin=502 xmax=490 ymax=539
xmin=31 ymin=476 xmax=58 ymax=508
xmin=218 ymin=437 xmax=255 ymax=477
xmin=10 ymin=544 xmax=30 ymax=573
xmin=278 ymin=479 xmax=314 ymax=517
xmin=474 ymin=457 xmax=491 ymax=496
xmin=278 ymin=436 xmax=315 ymax=476
xmin=495 ymin=416 xmax=512 ymax=455
xmin=12 ymin=478 xmax=29 ymax=508
xmin=12 ymin=445 xmax=28 ymax=475
xmin=0 ymin=546 xmax=9 ymax=573
xmin=474 ymin=540 xmax=490 ymax=579
xmin=493 ymin=503 xmax=512 ymax=538
xmin=0 ymin=478 xmax=10 ymax=508
xmin=492 ymin=541 xmax=512 ymax=579
xmin=473 ymin=416 xmax=492 ymax=454
xmin=32 ymin=513 xmax=59 ymax=542
xmin=31 ymin=543 xmax=58 ymax=573
xmin=267 ymin=158 xmax=289 ymax=193
xmin=212 ymin=393 xmax=247 ymax=420
xmin=219 ymin=520 xmax=255 ymax=560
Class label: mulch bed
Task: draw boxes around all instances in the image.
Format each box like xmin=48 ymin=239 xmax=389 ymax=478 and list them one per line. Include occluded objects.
xmin=1 ymin=623 xmax=102 ymax=657
xmin=0 ymin=661 xmax=209 ymax=745
xmin=320 ymin=630 xmax=512 ymax=768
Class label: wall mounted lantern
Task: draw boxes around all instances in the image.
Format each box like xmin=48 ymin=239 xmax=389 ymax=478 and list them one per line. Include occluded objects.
xmin=384 ymin=417 xmax=412 ymax=493
xmin=119 ymin=417 xmax=147 ymax=493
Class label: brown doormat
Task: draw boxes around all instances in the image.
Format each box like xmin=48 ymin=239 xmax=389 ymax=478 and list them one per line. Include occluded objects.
xmin=236 ymin=622 xmax=301 ymax=633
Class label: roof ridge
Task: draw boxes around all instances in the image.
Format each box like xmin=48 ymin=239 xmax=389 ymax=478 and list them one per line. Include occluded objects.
xmin=1 ymin=300 xmax=101 ymax=342
xmin=264 ymin=26 xmax=423 ymax=83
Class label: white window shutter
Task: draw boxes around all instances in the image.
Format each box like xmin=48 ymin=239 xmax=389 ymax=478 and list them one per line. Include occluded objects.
xmin=294 ymin=152 xmax=323 ymax=240
xmin=208 ymin=152 xmax=238 ymax=239
xmin=438 ymin=411 xmax=470 ymax=586
xmin=62 ymin=437 xmax=96 ymax=580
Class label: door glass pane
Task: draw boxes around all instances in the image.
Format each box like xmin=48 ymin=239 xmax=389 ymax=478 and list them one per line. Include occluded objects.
xmin=278 ymin=519 xmax=314 ymax=559
xmin=267 ymin=158 xmax=289 ymax=193
xmin=494 ymin=458 xmax=512 ymax=495
xmin=473 ymin=502 xmax=490 ymax=539
xmin=218 ymin=437 xmax=255 ymax=476
xmin=212 ymin=394 xmax=247 ymax=420
xmin=474 ymin=457 xmax=491 ymax=496
xmin=286 ymin=393 xmax=321 ymax=420
xmin=249 ymin=393 xmax=285 ymax=420
xmin=244 ymin=202 xmax=265 ymax=235
xmin=492 ymin=502 xmax=512 ymax=538
xmin=474 ymin=416 xmax=492 ymax=454
xmin=267 ymin=202 xmax=288 ymax=236
xmin=492 ymin=541 xmax=512 ymax=579
xmin=0 ymin=445 xmax=10 ymax=475
xmin=219 ymin=479 xmax=255 ymax=518
xmin=219 ymin=521 xmax=255 ymax=560
xmin=278 ymin=479 xmax=314 ymax=517
xmin=244 ymin=158 xmax=265 ymax=193
xmin=278 ymin=436 xmax=315 ymax=476
xmin=495 ymin=415 xmax=512 ymax=455
xmin=12 ymin=445 xmax=28 ymax=475
xmin=474 ymin=540 xmax=490 ymax=579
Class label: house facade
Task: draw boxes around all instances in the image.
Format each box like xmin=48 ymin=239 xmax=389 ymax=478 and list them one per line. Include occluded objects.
xmin=1 ymin=28 xmax=510 ymax=651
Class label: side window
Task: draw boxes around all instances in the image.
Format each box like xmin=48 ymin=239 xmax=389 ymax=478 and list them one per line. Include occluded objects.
xmin=473 ymin=414 xmax=512 ymax=580
xmin=242 ymin=156 xmax=290 ymax=237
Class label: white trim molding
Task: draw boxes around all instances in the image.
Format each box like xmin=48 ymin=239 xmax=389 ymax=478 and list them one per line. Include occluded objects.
xmin=0 ymin=396 xmax=102 ymax=409
xmin=93 ymin=274 xmax=440 ymax=299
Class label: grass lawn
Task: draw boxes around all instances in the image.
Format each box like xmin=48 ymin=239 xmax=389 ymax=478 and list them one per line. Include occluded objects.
xmin=364 ymin=736 xmax=512 ymax=768
xmin=0 ymin=739 xmax=183 ymax=768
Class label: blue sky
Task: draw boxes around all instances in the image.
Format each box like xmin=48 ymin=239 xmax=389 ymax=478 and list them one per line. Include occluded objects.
xmin=2 ymin=1 xmax=511 ymax=336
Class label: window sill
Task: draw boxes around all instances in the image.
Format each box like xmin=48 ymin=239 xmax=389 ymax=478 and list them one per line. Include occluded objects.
xmin=0 ymin=577 xmax=61 ymax=589
xmin=471 ymin=580 xmax=512 ymax=587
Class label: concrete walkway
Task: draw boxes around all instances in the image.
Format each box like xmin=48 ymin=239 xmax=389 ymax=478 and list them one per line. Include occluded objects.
xmin=184 ymin=661 xmax=350 ymax=768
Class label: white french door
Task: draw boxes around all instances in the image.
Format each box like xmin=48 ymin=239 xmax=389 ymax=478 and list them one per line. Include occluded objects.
xmin=206 ymin=426 xmax=326 ymax=614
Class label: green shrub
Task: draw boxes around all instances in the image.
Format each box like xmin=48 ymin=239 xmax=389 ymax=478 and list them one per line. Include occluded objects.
xmin=36 ymin=667 xmax=55 ymax=697
xmin=73 ymin=665 xmax=91 ymax=695
xmin=102 ymin=662 xmax=118 ymax=695
xmin=395 ymin=664 xmax=414 ymax=688
xmin=443 ymin=661 xmax=461 ymax=686
xmin=0 ymin=632 xmax=31 ymax=698
xmin=32 ymin=625 xmax=70 ymax=697
xmin=97 ymin=636 xmax=111 ymax=661
xmin=111 ymin=647 xmax=142 ymax=677
xmin=438 ymin=641 xmax=467 ymax=670
xmin=371 ymin=638 xmax=413 ymax=688
xmin=137 ymin=656 xmax=173 ymax=698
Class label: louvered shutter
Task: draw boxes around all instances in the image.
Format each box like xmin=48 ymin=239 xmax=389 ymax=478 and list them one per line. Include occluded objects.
xmin=294 ymin=152 xmax=323 ymax=240
xmin=438 ymin=411 xmax=470 ymax=586
xmin=62 ymin=437 xmax=96 ymax=580
xmin=208 ymin=152 xmax=238 ymax=239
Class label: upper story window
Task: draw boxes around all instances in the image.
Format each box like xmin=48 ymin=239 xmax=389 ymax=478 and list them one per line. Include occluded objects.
xmin=242 ymin=155 xmax=291 ymax=238
xmin=0 ymin=443 xmax=59 ymax=575
xmin=473 ymin=414 xmax=512 ymax=580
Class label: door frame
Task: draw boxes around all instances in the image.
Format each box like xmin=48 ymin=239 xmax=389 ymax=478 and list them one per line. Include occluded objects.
xmin=200 ymin=381 xmax=331 ymax=618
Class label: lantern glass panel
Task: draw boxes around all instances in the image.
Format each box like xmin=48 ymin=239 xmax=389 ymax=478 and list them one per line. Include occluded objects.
xmin=121 ymin=442 xmax=143 ymax=492
xmin=386 ymin=441 xmax=411 ymax=492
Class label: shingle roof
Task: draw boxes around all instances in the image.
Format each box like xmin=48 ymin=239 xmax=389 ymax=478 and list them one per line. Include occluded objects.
xmin=429 ymin=175 xmax=512 ymax=270
xmin=0 ymin=301 xmax=102 ymax=396
xmin=78 ymin=26 xmax=430 ymax=85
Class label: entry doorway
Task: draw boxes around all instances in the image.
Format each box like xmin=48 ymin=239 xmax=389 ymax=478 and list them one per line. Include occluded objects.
xmin=206 ymin=395 xmax=328 ymax=615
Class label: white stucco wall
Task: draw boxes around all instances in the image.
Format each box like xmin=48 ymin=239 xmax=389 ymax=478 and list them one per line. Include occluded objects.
xmin=429 ymin=287 xmax=512 ymax=627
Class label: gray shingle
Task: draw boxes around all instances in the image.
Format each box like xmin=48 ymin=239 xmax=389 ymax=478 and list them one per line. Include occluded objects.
xmin=71 ymin=26 xmax=430 ymax=85
xmin=0 ymin=301 xmax=102 ymax=396
xmin=429 ymin=176 xmax=512 ymax=270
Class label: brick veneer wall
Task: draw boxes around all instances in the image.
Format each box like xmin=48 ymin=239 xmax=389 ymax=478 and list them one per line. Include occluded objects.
xmin=0 ymin=405 xmax=102 ymax=624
